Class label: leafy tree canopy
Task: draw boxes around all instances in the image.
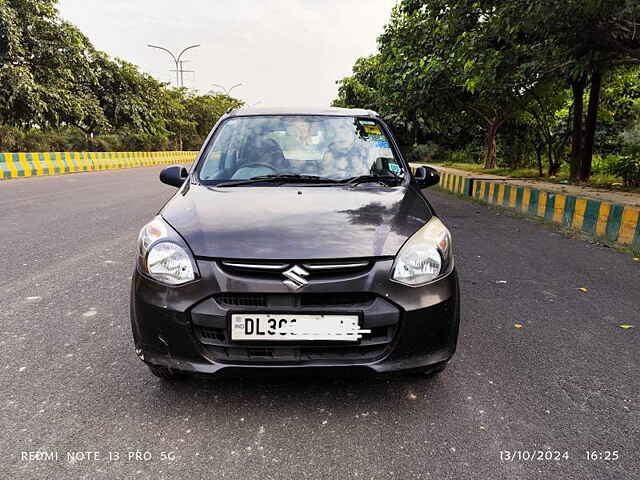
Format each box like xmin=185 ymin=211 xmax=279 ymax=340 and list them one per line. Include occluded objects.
xmin=335 ymin=0 xmax=640 ymax=180
xmin=0 ymin=0 xmax=243 ymax=150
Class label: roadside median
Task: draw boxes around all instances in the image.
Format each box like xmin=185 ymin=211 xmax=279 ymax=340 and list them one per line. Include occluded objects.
xmin=415 ymin=164 xmax=640 ymax=253
xmin=0 ymin=151 xmax=198 ymax=180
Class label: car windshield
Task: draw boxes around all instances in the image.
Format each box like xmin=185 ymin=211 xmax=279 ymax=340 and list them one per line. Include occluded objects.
xmin=197 ymin=115 xmax=405 ymax=184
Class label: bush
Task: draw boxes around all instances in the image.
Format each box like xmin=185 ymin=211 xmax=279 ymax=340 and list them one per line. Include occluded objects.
xmin=591 ymin=154 xmax=612 ymax=175
xmin=442 ymin=149 xmax=477 ymax=164
xmin=404 ymin=142 xmax=441 ymax=163
xmin=118 ymin=131 xmax=166 ymax=151
xmin=609 ymin=156 xmax=640 ymax=187
xmin=404 ymin=143 xmax=484 ymax=164
xmin=92 ymin=134 xmax=123 ymax=152
xmin=611 ymin=123 xmax=640 ymax=187
xmin=0 ymin=124 xmax=187 ymax=152
xmin=0 ymin=125 xmax=23 ymax=151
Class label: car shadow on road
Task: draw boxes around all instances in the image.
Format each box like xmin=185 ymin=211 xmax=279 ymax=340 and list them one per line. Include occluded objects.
xmin=140 ymin=368 xmax=457 ymax=421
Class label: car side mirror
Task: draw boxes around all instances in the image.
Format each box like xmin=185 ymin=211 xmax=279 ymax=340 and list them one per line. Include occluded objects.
xmin=414 ymin=166 xmax=440 ymax=188
xmin=160 ymin=165 xmax=188 ymax=188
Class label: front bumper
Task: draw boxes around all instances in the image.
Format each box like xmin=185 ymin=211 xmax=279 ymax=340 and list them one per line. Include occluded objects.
xmin=130 ymin=259 xmax=460 ymax=375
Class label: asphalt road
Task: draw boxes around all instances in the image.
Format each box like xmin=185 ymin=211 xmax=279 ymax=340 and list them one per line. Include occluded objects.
xmin=1 ymin=166 xmax=638 ymax=480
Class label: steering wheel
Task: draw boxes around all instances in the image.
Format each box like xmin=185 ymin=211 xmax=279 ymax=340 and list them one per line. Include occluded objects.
xmin=236 ymin=163 xmax=279 ymax=174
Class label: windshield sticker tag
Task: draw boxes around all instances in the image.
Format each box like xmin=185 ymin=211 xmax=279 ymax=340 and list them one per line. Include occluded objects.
xmin=363 ymin=125 xmax=382 ymax=135
xmin=374 ymin=140 xmax=390 ymax=148
xmin=388 ymin=163 xmax=401 ymax=174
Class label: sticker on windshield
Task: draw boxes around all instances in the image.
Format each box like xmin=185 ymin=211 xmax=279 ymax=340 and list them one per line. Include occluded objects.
xmin=363 ymin=125 xmax=382 ymax=135
xmin=388 ymin=163 xmax=401 ymax=175
xmin=374 ymin=140 xmax=390 ymax=148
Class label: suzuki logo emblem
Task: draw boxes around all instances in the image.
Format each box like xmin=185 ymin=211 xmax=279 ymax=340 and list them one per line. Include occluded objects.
xmin=283 ymin=265 xmax=309 ymax=291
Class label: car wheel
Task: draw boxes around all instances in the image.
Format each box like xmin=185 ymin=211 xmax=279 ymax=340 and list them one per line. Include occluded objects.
xmin=147 ymin=365 xmax=184 ymax=380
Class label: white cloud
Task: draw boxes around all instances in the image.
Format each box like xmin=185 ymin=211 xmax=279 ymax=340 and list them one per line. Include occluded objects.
xmin=58 ymin=0 xmax=397 ymax=106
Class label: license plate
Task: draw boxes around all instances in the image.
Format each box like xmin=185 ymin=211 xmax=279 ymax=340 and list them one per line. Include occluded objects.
xmin=230 ymin=314 xmax=369 ymax=342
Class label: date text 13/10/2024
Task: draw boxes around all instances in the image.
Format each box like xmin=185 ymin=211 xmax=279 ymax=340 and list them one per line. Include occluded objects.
xmin=499 ymin=450 xmax=621 ymax=462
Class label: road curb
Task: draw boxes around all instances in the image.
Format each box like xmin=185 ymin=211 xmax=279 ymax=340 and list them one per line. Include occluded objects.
xmin=412 ymin=164 xmax=640 ymax=253
xmin=0 ymin=151 xmax=198 ymax=180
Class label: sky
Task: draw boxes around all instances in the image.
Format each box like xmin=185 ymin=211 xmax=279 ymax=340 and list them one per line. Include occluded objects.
xmin=58 ymin=0 xmax=398 ymax=107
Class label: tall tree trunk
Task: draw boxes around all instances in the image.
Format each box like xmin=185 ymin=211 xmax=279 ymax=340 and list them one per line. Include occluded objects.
xmin=580 ymin=70 xmax=603 ymax=182
xmin=546 ymin=141 xmax=555 ymax=176
xmin=570 ymin=77 xmax=586 ymax=180
xmin=483 ymin=120 xmax=500 ymax=169
xmin=535 ymin=141 xmax=543 ymax=177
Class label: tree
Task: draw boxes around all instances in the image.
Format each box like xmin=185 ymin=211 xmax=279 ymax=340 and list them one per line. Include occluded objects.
xmin=0 ymin=0 xmax=243 ymax=152
xmin=185 ymin=92 xmax=243 ymax=141
xmin=524 ymin=85 xmax=573 ymax=176
xmin=371 ymin=1 xmax=565 ymax=168
xmin=333 ymin=55 xmax=384 ymax=112
xmin=0 ymin=0 xmax=108 ymax=131
xmin=517 ymin=0 xmax=640 ymax=180
xmin=596 ymin=66 xmax=640 ymax=155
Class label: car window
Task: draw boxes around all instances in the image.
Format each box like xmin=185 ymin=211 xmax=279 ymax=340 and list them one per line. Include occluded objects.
xmin=199 ymin=118 xmax=244 ymax=180
xmin=197 ymin=115 xmax=404 ymax=182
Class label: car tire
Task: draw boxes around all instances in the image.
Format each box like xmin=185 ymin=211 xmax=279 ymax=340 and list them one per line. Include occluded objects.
xmin=147 ymin=365 xmax=184 ymax=380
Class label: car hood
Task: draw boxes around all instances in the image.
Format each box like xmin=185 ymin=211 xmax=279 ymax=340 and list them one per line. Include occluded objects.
xmin=160 ymin=183 xmax=432 ymax=260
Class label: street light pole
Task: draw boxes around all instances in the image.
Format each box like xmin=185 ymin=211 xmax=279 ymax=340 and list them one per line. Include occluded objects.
xmin=211 ymin=83 xmax=243 ymax=96
xmin=148 ymin=44 xmax=201 ymax=87
xmin=177 ymin=60 xmax=195 ymax=88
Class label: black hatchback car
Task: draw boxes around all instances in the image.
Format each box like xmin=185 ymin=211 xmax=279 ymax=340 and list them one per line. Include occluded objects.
xmin=130 ymin=107 xmax=459 ymax=379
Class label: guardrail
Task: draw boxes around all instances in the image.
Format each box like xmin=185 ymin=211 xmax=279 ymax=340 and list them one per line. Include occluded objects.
xmin=0 ymin=151 xmax=198 ymax=180
xmin=432 ymin=168 xmax=640 ymax=253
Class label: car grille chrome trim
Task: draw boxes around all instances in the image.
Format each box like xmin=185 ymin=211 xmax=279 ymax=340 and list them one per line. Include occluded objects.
xmin=219 ymin=259 xmax=372 ymax=276
xmin=302 ymin=262 xmax=370 ymax=271
xmin=221 ymin=261 xmax=289 ymax=270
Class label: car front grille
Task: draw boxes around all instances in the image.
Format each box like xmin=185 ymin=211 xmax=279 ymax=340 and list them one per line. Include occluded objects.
xmin=191 ymin=292 xmax=400 ymax=365
xmin=197 ymin=325 xmax=396 ymax=363
xmin=218 ymin=259 xmax=372 ymax=279
xmin=212 ymin=292 xmax=374 ymax=308
xmin=215 ymin=293 xmax=268 ymax=307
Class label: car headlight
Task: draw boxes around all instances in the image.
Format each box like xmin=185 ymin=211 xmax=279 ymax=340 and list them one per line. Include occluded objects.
xmin=391 ymin=217 xmax=453 ymax=286
xmin=137 ymin=216 xmax=197 ymax=285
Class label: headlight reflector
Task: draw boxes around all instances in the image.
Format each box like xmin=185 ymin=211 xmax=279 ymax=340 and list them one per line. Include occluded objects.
xmin=392 ymin=217 xmax=452 ymax=286
xmin=137 ymin=216 xmax=197 ymax=285
xmin=138 ymin=217 xmax=167 ymax=256
xmin=146 ymin=242 xmax=195 ymax=285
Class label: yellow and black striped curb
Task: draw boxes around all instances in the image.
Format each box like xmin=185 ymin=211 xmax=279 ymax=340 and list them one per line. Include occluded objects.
xmin=411 ymin=165 xmax=640 ymax=252
xmin=0 ymin=151 xmax=198 ymax=180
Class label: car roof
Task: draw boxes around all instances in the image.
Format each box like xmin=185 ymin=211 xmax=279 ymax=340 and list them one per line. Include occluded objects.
xmin=226 ymin=106 xmax=379 ymax=118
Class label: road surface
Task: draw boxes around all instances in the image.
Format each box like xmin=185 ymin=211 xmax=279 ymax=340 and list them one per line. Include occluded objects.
xmin=1 ymin=167 xmax=638 ymax=479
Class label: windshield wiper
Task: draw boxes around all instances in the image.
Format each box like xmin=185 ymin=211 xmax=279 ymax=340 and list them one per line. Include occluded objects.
xmin=340 ymin=175 xmax=403 ymax=186
xmin=216 ymin=174 xmax=340 ymax=187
